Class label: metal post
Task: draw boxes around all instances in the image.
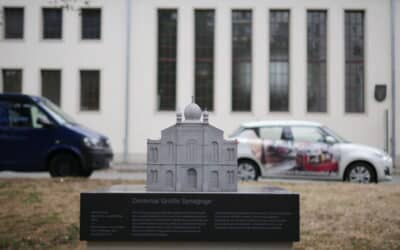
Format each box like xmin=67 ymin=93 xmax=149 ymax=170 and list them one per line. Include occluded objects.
xmin=390 ymin=0 xmax=397 ymax=166
xmin=385 ymin=109 xmax=389 ymax=153
xmin=123 ymin=0 xmax=132 ymax=163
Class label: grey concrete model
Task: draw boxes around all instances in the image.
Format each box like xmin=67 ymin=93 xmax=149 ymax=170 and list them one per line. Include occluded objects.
xmin=146 ymin=101 xmax=238 ymax=192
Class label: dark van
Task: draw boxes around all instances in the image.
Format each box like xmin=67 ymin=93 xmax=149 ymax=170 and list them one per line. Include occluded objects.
xmin=0 ymin=94 xmax=113 ymax=177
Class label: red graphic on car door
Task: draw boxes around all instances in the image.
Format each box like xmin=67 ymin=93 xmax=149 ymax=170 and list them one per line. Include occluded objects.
xmin=254 ymin=127 xmax=340 ymax=177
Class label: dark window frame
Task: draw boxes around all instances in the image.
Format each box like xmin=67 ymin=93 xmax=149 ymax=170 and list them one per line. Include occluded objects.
xmin=42 ymin=8 xmax=63 ymax=39
xmin=345 ymin=10 xmax=365 ymax=113
xmin=194 ymin=9 xmax=215 ymax=111
xmin=157 ymin=9 xmax=178 ymax=111
xmin=307 ymin=10 xmax=328 ymax=113
xmin=80 ymin=70 xmax=100 ymax=111
xmin=269 ymin=10 xmax=290 ymax=112
xmin=3 ymin=7 xmax=24 ymax=39
xmin=41 ymin=69 xmax=62 ymax=106
xmin=231 ymin=9 xmax=252 ymax=112
xmin=81 ymin=8 xmax=102 ymax=40
xmin=2 ymin=69 xmax=22 ymax=93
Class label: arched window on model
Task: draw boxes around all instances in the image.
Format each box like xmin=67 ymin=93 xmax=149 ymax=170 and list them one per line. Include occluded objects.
xmin=167 ymin=141 xmax=174 ymax=161
xmin=186 ymin=139 xmax=198 ymax=161
xmin=166 ymin=170 xmax=174 ymax=188
xmin=211 ymin=170 xmax=219 ymax=188
xmin=211 ymin=141 xmax=218 ymax=161
xmin=226 ymin=148 xmax=235 ymax=161
xmin=150 ymin=170 xmax=158 ymax=184
xmin=150 ymin=147 xmax=158 ymax=162
xmin=227 ymin=170 xmax=235 ymax=184
xmin=187 ymin=168 xmax=197 ymax=189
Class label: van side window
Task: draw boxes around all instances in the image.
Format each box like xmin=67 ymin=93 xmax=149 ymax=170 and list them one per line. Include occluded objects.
xmin=6 ymin=103 xmax=49 ymax=129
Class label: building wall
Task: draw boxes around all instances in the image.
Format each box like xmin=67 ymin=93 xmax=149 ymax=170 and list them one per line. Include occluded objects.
xmin=0 ymin=0 xmax=127 ymax=156
xmin=395 ymin=0 xmax=400 ymax=166
xmin=129 ymin=0 xmax=393 ymax=163
xmin=0 ymin=0 xmax=397 ymax=164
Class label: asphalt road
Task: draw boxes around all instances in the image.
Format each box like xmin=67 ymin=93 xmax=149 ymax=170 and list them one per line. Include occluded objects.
xmin=0 ymin=168 xmax=399 ymax=184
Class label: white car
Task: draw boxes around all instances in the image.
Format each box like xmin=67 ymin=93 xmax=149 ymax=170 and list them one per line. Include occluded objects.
xmin=230 ymin=120 xmax=393 ymax=183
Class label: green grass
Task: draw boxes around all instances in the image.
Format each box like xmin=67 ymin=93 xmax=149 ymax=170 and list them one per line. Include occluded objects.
xmin=0 ymin=178 xmax=399 ymax=250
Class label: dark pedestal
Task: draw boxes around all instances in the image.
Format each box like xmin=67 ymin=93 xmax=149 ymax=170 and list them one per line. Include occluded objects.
xmin=80 ymin=185 xmax=299 ymax=249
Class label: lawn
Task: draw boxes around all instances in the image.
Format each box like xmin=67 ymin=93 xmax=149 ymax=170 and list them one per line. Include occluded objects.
xmin=0 ymin=178 xmax=399 ymax=250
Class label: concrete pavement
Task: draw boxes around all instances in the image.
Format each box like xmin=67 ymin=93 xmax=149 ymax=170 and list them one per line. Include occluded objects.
xmin=0 ymin=167 xmax=399 ymax=184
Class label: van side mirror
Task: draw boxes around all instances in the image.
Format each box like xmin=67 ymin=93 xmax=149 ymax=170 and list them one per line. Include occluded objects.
xmin=325 ymin=136 xmax=336 ymax=145
xmin=37 ymin=117 xmax=54 ymax=128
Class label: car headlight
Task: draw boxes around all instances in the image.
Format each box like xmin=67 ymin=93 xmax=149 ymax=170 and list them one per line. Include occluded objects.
xmin=373 ymin=151 xmax=391 ymax=160
xmin=373 ymin=152 xmax=384 ymax=158
xmin=83 ymin=137 xmax=102 ymax=148
xmin=104 ymin=138 xmax=111 ymax=148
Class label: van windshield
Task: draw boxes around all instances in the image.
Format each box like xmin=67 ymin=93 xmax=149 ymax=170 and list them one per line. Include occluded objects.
xmin=39 ymin=98 xmax=77 ymax=125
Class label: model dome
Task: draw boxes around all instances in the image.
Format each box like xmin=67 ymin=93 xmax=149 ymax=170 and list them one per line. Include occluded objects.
xmin=184 ymin=102 xmax=202 ymax=120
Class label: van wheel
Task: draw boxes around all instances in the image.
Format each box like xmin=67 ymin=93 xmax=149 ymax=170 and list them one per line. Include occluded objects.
xmin=49 ymin=153 xmax=80 ymax=177
xmin=80 ymin=168 xmax=93 ymax=178
xmin=345 ymin=162 xmax=376 ymax=183
xmin=238 ymin=160 xmax=259 ymax=181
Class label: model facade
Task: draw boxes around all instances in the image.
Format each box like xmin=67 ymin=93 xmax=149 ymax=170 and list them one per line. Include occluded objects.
xmin=146 ymin=101 xmax=238 ymax=192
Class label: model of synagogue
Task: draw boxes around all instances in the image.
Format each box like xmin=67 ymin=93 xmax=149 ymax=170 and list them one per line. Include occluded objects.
xmin=146 ymin=101 xmax=238 ymax=192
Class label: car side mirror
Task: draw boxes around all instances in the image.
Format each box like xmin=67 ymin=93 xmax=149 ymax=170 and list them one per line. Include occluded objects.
xmin=325 ymin=136 xmax=336 ymax=145
xmin=37 ymin=117 xmax=54 ymax=128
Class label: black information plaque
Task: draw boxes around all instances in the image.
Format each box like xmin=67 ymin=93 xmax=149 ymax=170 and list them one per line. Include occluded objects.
xmin=80 ymin=189 xmax=299 ymax=242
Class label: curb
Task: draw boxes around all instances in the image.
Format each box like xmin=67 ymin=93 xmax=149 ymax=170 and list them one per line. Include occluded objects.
xmin=110 ymin=164 xmax=400 ymax=176
xmin=111 ymin=164 xmax=146 ymax=172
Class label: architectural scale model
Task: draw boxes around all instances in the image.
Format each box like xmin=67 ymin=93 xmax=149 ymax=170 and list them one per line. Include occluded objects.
xmin=146 ymin=100 xmax=238 ymax=192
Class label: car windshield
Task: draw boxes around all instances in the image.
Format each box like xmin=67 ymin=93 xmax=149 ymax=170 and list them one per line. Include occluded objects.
xmin=321 ymin=126 xmax=349 ymax=143
xmin=230 ymin=127 xmax=245 ymax=138
xmin=39 ymin=98 xmax=77 ymax=125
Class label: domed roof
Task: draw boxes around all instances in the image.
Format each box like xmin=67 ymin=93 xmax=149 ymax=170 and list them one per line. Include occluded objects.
xmin=184 ymin=101 xmax=202 ymax=121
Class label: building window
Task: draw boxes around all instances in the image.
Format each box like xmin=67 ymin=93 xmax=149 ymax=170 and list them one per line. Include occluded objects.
xmin=80 ymin=70 xmax=100 ymax=111
xmin=195 ymin=10 xmax=215 ymax=111
xmin=232 ymin=10 xmax=252 ymax=111
xmin=4 ymin=7 xmax=24 ymax=39
xmin=42 ymin=8 xmax=62 ymax=39
xmin=2 ymin=69 xmax=22 ymax=93
xmin=345 ymin=11 xmax=364 ymax=113
xmin=41 ymin=70 xmax=61 ymax=106
xmin=81 ymin=8 xmax=101 ymax=39
xmin=157 ymin=9 xmax=177 ymax=111
xmin=307 ymin=10 xmax=327 ymax=112
xmin=269 ymin=10 xmax=290 ymax=112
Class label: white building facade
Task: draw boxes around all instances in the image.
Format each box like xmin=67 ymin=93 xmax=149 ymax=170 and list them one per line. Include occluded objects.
xmin=0 ymin=0 xmax=400 ymax=167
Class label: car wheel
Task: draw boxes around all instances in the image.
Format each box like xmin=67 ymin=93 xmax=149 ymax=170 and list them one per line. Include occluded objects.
xmin=345 ymin=162 xmax=376 ymax=183
xmin=80 ymin=168 xmax=93 ymax=178
xmin=238 ymin=160 xmax=259 ymax=181
xmin=49 ymin=153 xmax=80 ymax=177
